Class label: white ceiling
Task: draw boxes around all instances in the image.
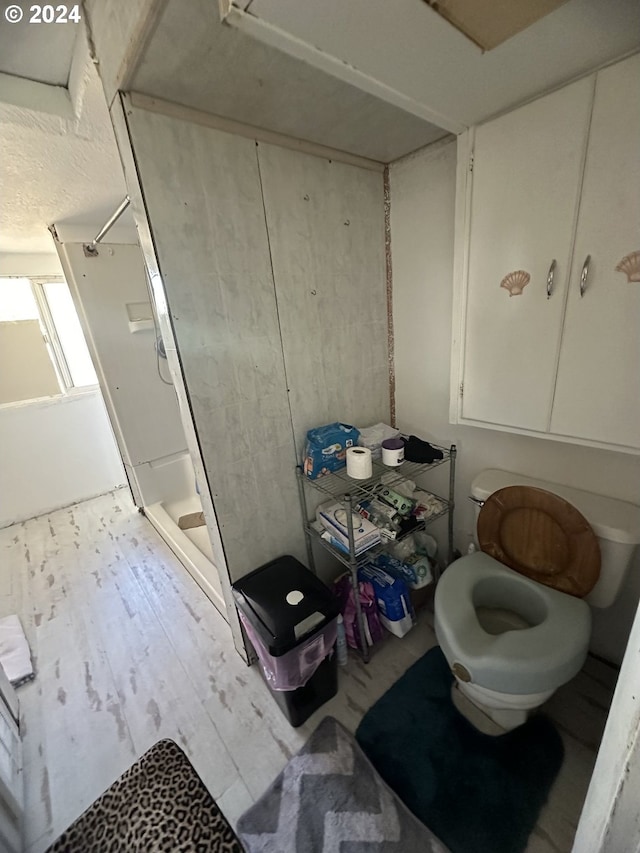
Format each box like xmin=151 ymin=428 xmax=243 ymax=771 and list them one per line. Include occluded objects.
xmin=129 ymin=0 xmax=449 ymax=163
xmin=0 ymin=29 xmax=128 ymax=254
xmin=0 ymin=3 xmax=79 ymax=86
xmin=235 ymin=0 xmax=640 ymax=130
xmin=3 ymin=0 xmax=639 ymax=256
xmin=127 ymin=0 xmax=640 ymax=162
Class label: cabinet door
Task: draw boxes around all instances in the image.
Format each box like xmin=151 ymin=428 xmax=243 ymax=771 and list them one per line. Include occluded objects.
xmin=461 ymin=77 xmax=594 ymax=431
xmin=550 ymin=55 xmax=640 ymax=450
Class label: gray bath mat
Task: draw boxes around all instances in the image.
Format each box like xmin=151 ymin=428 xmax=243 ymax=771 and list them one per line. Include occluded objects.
xmin=237 ymin=715 xmax=449 ymax=852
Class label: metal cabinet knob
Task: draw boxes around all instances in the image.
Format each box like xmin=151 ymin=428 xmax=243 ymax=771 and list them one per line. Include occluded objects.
xmin=547 ymin=259 xmax=556 ymax=299
xmin=579 ymin=255 xmax=591 ymax=298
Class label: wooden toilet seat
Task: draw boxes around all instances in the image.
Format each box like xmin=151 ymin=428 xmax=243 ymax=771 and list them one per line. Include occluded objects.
xmin=477 ymin=486 xmax=601 ymax=598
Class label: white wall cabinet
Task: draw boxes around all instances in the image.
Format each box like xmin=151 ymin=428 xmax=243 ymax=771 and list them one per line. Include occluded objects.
xmin=453 ymin=53 xmax=640 ymax=452
xmin=550 ymin=56 xmax=640 ymax=448
xmin=460 ymin=76 xmax=593 ymax=432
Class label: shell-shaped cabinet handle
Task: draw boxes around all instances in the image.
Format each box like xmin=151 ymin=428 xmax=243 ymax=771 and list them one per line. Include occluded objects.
xmin=500 ymin=270 xmax=530 ymax=297
xmin=615 ymin=251 xmax=640 ymax=283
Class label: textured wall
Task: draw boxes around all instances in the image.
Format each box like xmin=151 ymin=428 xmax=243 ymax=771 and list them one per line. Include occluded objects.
xmin=0 ymin=31 xmax=127 ymax=254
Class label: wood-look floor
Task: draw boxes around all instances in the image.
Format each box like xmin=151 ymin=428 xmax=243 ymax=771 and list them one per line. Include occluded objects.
xmin=1 ymin=489 xmax=618 ymax=853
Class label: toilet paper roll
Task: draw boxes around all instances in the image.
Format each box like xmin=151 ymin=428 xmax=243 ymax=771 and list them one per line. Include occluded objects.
xmin=346 ymin=446 xmax=373 ymax=479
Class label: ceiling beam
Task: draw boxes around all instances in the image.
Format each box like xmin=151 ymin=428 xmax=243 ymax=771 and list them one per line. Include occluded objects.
xmin=0 ymin=72 xmax=73 ymax=128
xmin=128 ymin=91 xmax=386 ymax=172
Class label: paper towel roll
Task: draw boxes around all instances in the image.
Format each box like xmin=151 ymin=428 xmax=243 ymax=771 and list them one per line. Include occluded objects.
xmin=346 ymin=446 xmax=373 ymax=479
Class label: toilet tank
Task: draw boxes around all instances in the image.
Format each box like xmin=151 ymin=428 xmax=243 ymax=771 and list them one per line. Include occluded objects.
xmin=470 ymin=470 xmax=640 ymax=608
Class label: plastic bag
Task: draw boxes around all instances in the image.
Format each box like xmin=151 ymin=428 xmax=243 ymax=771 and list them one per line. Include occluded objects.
xmin=359 ymin=563 xmax=415 ymax=637
xmin=239 ymin=611 xmax=337 ymax=691
xmin=357 ymin=423 xmax=399 ymax=459
xmin=334 ymin=575 xmax=384 ymax=650
xmin=303 ymin=422 xmax=360 ymax=479
xmin=369 ymin=552 xmax=417 ymax=586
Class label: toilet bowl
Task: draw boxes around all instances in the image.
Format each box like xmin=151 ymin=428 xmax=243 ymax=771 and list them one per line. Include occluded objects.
xmin=434 ymin=470 xmax=640 ymax=730
xmin=435 ymin=551 xmax=591 ymax=728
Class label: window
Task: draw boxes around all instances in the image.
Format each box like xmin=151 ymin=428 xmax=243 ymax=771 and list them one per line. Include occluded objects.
xmin=0 ymin=276 xmax=97 ymax=405
xmin=36 ymin=279 xmax=98 ymax=388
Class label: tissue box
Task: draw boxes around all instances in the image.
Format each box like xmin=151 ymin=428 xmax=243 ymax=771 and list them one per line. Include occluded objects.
xmin=303 ymin=423 xmax=360 ymax=479
xmin=317 ymin=502 xmax=381 ymax=552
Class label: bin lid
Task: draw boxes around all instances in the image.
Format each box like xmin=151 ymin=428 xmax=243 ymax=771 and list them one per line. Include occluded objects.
xmin=232 ymin=555 xmax=340 ymax=656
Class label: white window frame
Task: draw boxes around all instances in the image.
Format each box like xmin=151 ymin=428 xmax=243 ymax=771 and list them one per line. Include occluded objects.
xmin=30 ymin=276 xmax=75 ymax=393
xmin=32 ymin=276 xmax=99 ymax=394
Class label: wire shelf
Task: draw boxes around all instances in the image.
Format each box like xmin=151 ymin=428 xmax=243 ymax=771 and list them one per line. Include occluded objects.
xmin=305 ymin=523 xmax=380 ymax=570
xmin=306 ymin=495 xmax=451 ymax=571
xmin=296 ymin=443 xmax=451 ymax=502
xmin=296 ymin=442 xmax=456 ymax=664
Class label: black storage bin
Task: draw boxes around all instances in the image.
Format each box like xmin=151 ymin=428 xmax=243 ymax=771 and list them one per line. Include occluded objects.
xmin=232 ymin=555 xmax=340 ymax=727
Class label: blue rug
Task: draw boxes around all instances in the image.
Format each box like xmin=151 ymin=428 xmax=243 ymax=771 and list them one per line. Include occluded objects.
xmin=356 ymin=646 xmax=564 ymax=853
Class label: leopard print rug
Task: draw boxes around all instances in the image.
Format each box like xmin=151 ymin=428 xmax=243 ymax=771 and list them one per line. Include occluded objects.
xmin=46 ymin=738 xmax=243 ymax=852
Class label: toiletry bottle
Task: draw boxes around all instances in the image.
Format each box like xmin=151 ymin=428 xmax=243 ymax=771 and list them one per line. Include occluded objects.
xmin=336 ymin=614 xmax=348 ymax=666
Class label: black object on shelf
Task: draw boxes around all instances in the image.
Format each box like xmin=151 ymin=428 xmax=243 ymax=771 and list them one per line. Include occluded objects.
xmin=232 ymin=555 xmax=339 ymax=727
xmin=402 ymin=435 xmax=445 ymax=464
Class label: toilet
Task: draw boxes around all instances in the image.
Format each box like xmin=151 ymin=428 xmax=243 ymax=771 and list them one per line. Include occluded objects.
xmin=435 ymin=469 xmax=640 ymax=730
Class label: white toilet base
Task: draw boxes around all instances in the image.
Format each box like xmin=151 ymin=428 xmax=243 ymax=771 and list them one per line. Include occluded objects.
xmin=451 ymin=684 xmax=505 ymax=735
xmin=455 ymin=677 xmax=556 ymax=732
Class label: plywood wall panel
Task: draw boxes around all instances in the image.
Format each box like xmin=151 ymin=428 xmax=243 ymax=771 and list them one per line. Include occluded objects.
xmin=125 ymin=107 xmax=306 ymax=581
xmin=125 ymin=105 xmax=390 ymax=583
xmin=257 ymin=143 xmax=389 ymax=452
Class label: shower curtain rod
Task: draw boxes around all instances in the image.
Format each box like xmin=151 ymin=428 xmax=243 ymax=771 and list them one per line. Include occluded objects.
xmin=83 ymin=196 xmax=131 ymax=256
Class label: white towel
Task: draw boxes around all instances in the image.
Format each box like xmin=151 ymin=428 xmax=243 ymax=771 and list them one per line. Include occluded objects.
xmin=0 ymin=615 xmax=34 ymax=687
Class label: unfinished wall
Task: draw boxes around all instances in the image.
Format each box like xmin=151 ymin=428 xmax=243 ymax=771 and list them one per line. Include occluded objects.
xmin=390 ymin=138 xmax=640 ymax=665
xmin=122 ymin=104 xmax=388 ymax=582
